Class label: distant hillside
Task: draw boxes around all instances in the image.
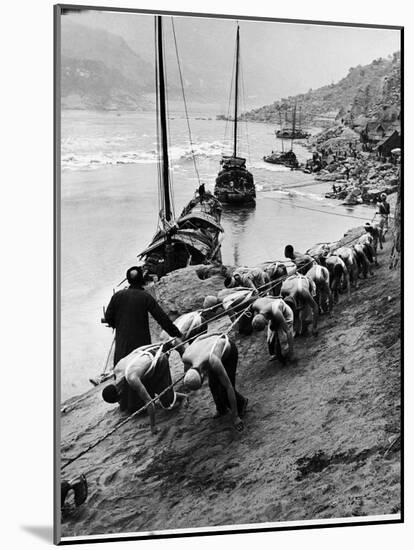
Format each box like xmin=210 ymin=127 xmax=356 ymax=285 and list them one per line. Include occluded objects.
xmin=61 ymin=20 xmax=154 ymax=110
xmin=242 ymin=52 xmax=401 ymax=130
xmin=60 ymin=18 xmax=231 ymax=110
xmin=61 ymin=56 xmax=147 ymax=110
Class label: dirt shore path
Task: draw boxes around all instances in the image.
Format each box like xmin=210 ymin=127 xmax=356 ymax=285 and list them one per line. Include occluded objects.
xmin=61 ymin=235 xmax=401 ymax=538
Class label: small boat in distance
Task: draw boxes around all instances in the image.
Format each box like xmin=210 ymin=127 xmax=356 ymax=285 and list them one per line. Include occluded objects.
xmin=263 ymin=148 xmax=299 ymax=169
xmin=139 ymin=16 xmax=223 ymax=281
xmin=214 ymin=24 xmax=256 ymax=205
xmin=276 ymin=104 xmax=311 ymax=139
xmin=263 ymin=108 xmax=299 ymax=169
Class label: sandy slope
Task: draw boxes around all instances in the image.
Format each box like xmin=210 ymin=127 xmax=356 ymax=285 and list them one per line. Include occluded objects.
xmin=60 ymin=231 xmax=401 ymax=538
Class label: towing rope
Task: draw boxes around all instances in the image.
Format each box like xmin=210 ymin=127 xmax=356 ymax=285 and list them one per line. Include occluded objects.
xmin=61 ymin=225 xmax=383 ymax=469
xmin=60 ymin=260 xmax=317 ymax=468
xmin=269 ymin=195 xmax=394 ymax=222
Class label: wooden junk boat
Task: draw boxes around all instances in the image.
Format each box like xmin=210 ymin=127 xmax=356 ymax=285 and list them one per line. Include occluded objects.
xmin=139 ymin=17 xmax=223 ymax=281
xmin=275 ymin=104 xmax=310 ymax=139
xmin=264 ymin=106 xmax=299 ymax=169
xmin=263 ymin=148 xmax=299 ymax=169
xmin=214 ymin=24 xmax=256 ymax=205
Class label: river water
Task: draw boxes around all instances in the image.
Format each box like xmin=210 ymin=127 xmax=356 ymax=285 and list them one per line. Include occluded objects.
xmin=60 ymin=109 xmax=375 ymax=400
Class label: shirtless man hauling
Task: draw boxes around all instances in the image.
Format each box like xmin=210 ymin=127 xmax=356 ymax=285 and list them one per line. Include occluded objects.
xmin=259 ymin=261 xmax=290 ymax=296
xmin=333 ymin=246 xmax=359 ymax=289
xmin=213 ymin=287 xmax=257 ymax=335
xmin=250 ymin=296 xmax=295 ymax=363
xmin=224 ymin=266 xmax=269 ymax=291
xmin=306 ymin=264 xmax=333 ymax=313
xmin=358 ymin=233 xmax=378 ymax=265
xmin=364 ymin=222 xmax=383 ymax=252
xmin=159 ymin=307 xmax=218 ymax=354
xmin=280 ymin=274 xmax=319 ymax=336
xmin=352 ymin=243 xmax=374 ymax=278
xmin=102 ymin=343 xmax=187 ymax=434
xmin=284 ymin=245 xmax=316 ymax=275
xmin=182 ymin=333 xmax=247 ymax=432
xmin=323 ymin=254 xmax=351 ymax=302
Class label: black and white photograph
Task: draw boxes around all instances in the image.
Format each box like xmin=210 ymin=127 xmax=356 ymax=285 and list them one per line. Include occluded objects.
xmin=55 ymin=3 xmax=402 ymax=544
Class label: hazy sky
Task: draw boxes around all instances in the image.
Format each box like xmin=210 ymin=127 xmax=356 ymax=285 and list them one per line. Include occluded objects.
xmin=63 ymin=9 xmax=400 ymax=108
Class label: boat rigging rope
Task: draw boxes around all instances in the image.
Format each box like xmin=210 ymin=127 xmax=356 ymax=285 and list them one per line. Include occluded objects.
xmin=171 ymin=18 xmax=201 ymax=187
xmin=154 ymin=20 xmax=163 ymax=230
xmin=239 ymin=56 xmax=251 ymax=165
xmin=224 ymin=35 xmax=237 ymax=153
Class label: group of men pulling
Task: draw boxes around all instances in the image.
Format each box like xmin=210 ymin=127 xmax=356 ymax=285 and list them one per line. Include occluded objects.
xmin=100 ymin=216 xmax=386 ymax=436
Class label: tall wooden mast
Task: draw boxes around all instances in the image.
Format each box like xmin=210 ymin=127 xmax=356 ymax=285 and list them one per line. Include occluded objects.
xmin=233 ymin=24 xmax=240 ymax=158
xmin=156 ymin=16 xmax=172 ymax=223
xmin=291 ymin=101 xmax=297 ymax=151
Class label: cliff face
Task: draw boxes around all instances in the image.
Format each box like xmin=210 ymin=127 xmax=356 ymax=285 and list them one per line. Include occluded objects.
xmin=243 ymin=52 xmax=401 ymax=129
xmin=60 ymin=226 xmax=401 ymax=538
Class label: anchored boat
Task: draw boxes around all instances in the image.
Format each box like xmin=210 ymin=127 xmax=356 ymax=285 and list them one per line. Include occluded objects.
xmin=276 ymin=104 xmax=310 ymax=139
xmin=264 ymin=106 xmax=299 ymax=169
xmin=214 ymin=24 xmax=256 ymax=205
xmin=139 ymin=17 xmax=223 ymax=281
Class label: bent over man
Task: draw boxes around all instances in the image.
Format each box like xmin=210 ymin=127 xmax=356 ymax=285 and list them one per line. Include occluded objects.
xmin=224 ymin=266 xmax=269 ymax=291
xmin=182 ymin=333 xmax=248 ymax=432
xmin=250 ymin=296 xmax=295 ymax=363
xmin=306 ymin=264 xmax=333 ymax=313
xmin=280 ymin=274 xmax=319 ymax=336
xmin=323 ymin=254 xmax=351 ymax=302
xmin=284 ymin=245 xmax=316 ymax=275
xmin=333 ymin=247 xmax=359 ymax=289
xmin=102 ymin=343 xmax=188 ymax=434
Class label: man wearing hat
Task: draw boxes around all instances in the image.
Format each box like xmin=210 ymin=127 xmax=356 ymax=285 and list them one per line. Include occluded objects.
xmin=104 ymin=266 xmax=183 ymax=366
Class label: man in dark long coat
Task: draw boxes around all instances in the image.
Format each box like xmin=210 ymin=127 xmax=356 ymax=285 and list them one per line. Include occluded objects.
xmin=104 ymin=266 xmax=182 ymax=365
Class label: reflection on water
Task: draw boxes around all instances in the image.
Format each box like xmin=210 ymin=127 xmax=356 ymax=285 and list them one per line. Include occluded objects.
xmin=220 ymin=189 xmax=376 ymax=267
xmin=221 ymin=205 xmax=256 ymax=266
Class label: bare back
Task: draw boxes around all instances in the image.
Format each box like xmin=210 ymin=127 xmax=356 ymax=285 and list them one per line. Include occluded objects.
xmin=182 ymin=333 xmax=228 ymax=372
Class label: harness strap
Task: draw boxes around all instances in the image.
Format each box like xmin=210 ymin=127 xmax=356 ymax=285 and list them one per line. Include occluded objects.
xmin=209 ymin=333 xmax=229 ymax=363
xmin=178 ymin=311 xmax=202 ymax=335
xmin=125 ymin=344 xmax=163 ymax=379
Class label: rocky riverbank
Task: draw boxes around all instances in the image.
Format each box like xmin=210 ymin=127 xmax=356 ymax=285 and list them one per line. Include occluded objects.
xmin=60 ymin=222 xmax=401 ymax=539
xmin=305 ymin=125 xmax=400 ymax=205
